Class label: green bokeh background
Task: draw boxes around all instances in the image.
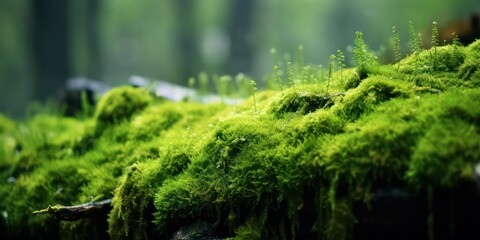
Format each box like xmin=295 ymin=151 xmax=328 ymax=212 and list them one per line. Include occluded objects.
xmin=0 ymin=0 xmax=478 ymax=118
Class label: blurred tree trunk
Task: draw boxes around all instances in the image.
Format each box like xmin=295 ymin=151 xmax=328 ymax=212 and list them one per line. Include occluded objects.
xmin=228 ymin=0 xmax=255 ymax=76
xmin=86 ymin=0 xmax=101 ymax=80
xmin=31 ymin=0 xmax=70 ymax=102
xmin=70 ymin=0 xmax=101 ymax=80
xmin=174 ymin=0 xmax=198 ymax=85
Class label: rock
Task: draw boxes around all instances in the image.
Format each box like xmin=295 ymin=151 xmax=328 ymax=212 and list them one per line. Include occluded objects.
xmin=171 ymin=221 xmax=222 ymax=240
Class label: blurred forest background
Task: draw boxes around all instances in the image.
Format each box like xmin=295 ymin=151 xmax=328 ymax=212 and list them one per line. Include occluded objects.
xmin=0 ymin=0 xmax=479 ymax=118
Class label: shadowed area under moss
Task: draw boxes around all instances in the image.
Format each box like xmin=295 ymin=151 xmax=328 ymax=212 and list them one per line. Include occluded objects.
xmin=1 ymin=40 xmax=480 ymax=239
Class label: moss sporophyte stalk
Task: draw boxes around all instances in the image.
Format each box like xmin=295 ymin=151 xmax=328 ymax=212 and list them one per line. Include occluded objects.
xmin=1 ymin=34 xmax=480 ymax=239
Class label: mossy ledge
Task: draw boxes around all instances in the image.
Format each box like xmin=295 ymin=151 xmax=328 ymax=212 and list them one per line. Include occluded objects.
xmin=1 ymin=40 xmax=480 ymax=239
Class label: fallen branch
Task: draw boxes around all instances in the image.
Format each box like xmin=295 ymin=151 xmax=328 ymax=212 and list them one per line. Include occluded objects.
xmin=33 ymin=199 xmax=112 ymax=221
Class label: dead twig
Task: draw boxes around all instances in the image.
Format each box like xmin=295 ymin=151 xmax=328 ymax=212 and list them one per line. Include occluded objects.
xmin=33 ymin=199 xmax=112 ymax=221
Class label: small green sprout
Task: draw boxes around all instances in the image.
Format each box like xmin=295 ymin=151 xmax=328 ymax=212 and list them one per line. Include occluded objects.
xmin=408 ymin=21 xmax=421 ymax=55
xmin=408 ymin=21 xmax=422 ymax=76
xmin=431 ymin=21 xmax=439 ymax=47
xmin=452 ymin=31 xmax=461 ymax=60
xmin=417 ymin=32 xmax=423 ymax=51
xmin=353 ymin=31 xmax=369 ymax=79
xmin=327 ymin=54 xmax=336 ymax=94
xmin=317 ymin=64 xmax=326 ymax=83
xmin=452 ymin=32 xmax=461 ymax=48
xmin=273 ymin=65 xmax=283 ymax=92
xmin=302 ymin=65 xmax=313 ymax=84
xmin=250 ymin=80 xmax=257 ymax=112
xmin=431 ymin=21 xmax=439 ymax=70
xmin=392 ymin=26 xmax=401 ymax=70
xmin=287 ymin=61 xmax=296 ymax=91
xmin=336 ymin=49 xmax=346 ymax=84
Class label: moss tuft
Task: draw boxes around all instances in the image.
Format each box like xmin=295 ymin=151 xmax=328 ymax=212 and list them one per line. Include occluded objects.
xmin=269 ymin=88 xmax=338 ymax=117
xmin=94 ymin=86 xmax=153 ymax=134
xmin=344 ymin=72 xmax=362 ymax=90
xmin=336 ymin=76 xmax=413 ymax=121
xmin=399 ymin=45 xmax=466 ymax=74
xmin=296 ymin=110 xmax=345 ymax=136
xmin=458 ymin=57 xmax=480 ymax=82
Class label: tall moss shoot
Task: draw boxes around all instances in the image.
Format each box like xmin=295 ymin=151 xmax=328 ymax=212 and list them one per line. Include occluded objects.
xmin=287 ymin=61 xmax=296 ymax=91
xmin=392 ymin=25 xmax=401 ymax=70
xmin=328 ymin=54 xmax=335 ymax=93
xmin=353 ymin=31 xmax=370 ymax=79
xmin=431 ymin=21 xmax=439 ymax=71
xmin=337 ymin=49 xmax=346 ymax=85
xmin=250 ymin=79 xmax=257 ymax=112
xmin=273 ymin=65 xmax=283 ymax=92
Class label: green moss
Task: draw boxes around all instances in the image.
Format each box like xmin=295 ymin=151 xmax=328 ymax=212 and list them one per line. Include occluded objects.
xmin=232 ymin=213 xmax=267 ymax=240
xmin=130 ymin=104 xmax=183 ymax=141
xmin=458 ymin=57 xmax=480 ymax=87
xmin=108 ymin=142 xmax=195 ymax=239
xmin=407 ymin=119 xmax=479 ymax=187
xmin=343 ymin=72 xmax=362 ymax=90
xmin=94 ymin=86 xmax=153 ymax=134
xmin=269 ymin=88 xmax=338 ymax=117
xmin=399 ymin=44 xmax=466 ymax=74
xmin=296 ymin=110 xmax=345 ymax=136
xmin=0 ymin=114 xmax=15 ymax=133
xmin=1 ymin=37 xmax=480 ymax=240
xmin=336 ymin=76 xmax=413 ymax=121
xmin=412 ymin=73 xmax=446 ymax=90
xmin=405 ymin=89 xmax=480 ymax=188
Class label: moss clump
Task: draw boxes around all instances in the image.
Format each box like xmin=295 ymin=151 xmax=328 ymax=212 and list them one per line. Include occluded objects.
xmin=296 ymin=110 xmax=345 ymax=136
xmin=336 ymin=76 xmax=413 ymax=121
xmin=108 ymin=144 xmax=194 ymax=239
xmin=405 ymin=89 xmax=480 ymax=187
xmin=344 ymin=72 xmax=362 ymax=90
xmin=269 ymin=87 xmax=341 ymax=117
xmin=457 ymin=57 xmax=480 ymax=87
xmin=1 ymin=40 xmax=480 ymax=239
xmin=94 ymin=86 xmax=153 ymax=134
xmin=399 ymin=45 xmax=466 ymax=74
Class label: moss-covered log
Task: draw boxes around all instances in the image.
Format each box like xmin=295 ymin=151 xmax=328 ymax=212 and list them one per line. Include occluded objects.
xmin=1 ymin=38 xmax=480 ymax=240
